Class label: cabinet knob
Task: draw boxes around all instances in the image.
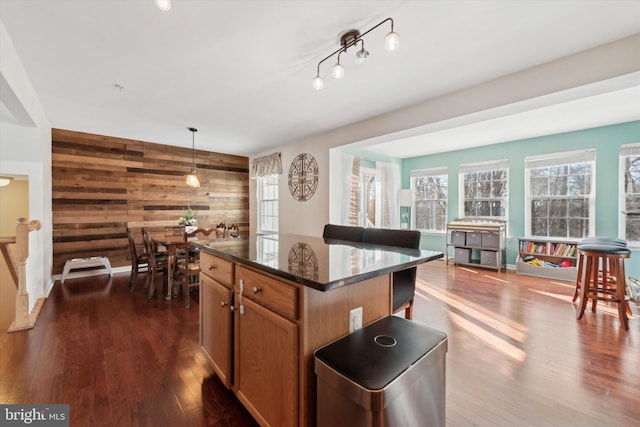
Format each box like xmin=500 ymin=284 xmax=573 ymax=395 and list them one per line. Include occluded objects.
xmin=220 ymin=301 xmax=226 ymax=308
xmin=208 ymin=264 xmax=215 ymax=270
xmin=230 ymin=306 xmax=235 ymax=312
xmin=252 ymin=286 xmax=261 ymax=294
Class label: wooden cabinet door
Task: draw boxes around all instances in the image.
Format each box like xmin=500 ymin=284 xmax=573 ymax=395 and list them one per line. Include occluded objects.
xmin=200 ymin=275 xmax=233 ymax=388
xmin=235 ymin=296 xmax=298 ymax=427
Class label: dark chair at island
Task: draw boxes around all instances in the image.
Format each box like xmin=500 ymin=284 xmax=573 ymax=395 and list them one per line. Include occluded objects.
xmin=322 ymin=224 xmax=365 ymax=242
xmin=362 ymin=228 xmax=422 ymax=320
xmin=322 ymin=224 xmax=422 ymax=319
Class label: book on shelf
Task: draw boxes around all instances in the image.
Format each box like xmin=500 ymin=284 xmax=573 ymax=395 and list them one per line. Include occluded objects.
xmin=550 ymin=242 xmax=577 ymax=257
xmin=520 ymin=239 xmax=577 ymax=257
xmin=520 ymin=240 xmax=549 ymax=255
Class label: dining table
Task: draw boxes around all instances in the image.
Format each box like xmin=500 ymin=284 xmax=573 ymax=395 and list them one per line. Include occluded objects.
xmin=152 ymin=234 xmax=186 ymax=300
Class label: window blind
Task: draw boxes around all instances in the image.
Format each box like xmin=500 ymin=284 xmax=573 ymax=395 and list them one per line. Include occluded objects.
xmin=411 ymin=166 xmax=448 ymax=178
xmin=459 ymin=159 xmax=509 ymax=174
xmin=620 ymin=143 xmax=640 ymax=157
xmin=525 ymin=149 xmax=595 ymax=169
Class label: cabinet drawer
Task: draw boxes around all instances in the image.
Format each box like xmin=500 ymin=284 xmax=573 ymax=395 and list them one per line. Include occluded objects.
xmin=200 ymin=252 xmax=233 ymax=286
xmin=236 ymin=265 xmax=298 ymax=321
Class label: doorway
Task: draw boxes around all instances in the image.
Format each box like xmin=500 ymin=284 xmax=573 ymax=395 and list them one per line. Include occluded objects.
xmin=0 ymin=177 xmax=29 ymax=330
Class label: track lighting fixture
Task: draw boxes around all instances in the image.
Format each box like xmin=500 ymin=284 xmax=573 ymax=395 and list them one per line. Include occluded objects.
xmin=312 ymin=17 xmax=399 ymax=90
xmin=154 ymin=0 xmax=171 ymax=11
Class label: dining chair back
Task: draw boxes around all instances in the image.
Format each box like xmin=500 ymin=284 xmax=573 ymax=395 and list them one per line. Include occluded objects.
xmin=142 ymin=227 xmax=169 ymax=299
xmin=177 ymin=227 xmax=216 ymax=307
xmin=164 ymin=225 xmax=183 ymax=237
xmin=127 ymin=227 xmax=148 ymax=291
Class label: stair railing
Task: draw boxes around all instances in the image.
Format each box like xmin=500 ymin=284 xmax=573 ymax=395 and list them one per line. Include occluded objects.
xmin=2 ymin=217 xmax=42 ymax=332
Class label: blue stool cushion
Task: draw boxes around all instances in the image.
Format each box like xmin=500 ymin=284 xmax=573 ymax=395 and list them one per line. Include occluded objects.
xmin=577 ymin=244 xmax=631 ymax=255
xmin=578 ymin=237 xmax=627 ymax=247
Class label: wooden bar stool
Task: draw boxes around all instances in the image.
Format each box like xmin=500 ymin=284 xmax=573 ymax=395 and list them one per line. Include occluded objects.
xmin=576 ymin=243 xmax=631 ymax=330
xmin=572 ymin=237 xmax=627 ymax=302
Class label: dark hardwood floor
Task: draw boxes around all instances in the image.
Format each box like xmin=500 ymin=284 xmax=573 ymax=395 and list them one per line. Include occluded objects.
xmin=1 ymin=260 xmax=638 ymax=426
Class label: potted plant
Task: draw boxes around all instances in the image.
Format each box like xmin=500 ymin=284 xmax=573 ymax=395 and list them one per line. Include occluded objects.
xmin=178 ymin=205 xmax=198 ymax=234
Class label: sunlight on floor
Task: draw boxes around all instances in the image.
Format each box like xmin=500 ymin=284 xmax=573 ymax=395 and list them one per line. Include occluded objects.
xmin=550 ymin=281 xmax=575 ymax=289
xmin=416 ymin=279 xmax=529 ymax=362
xmin=417 ymin=280 xmax=528 ymax=340
xmin=530 ymin=289 xmax=637 ymax=323
xmin=480 ymin=274 xmax=511 ymax=284
xmin=529 ymin=289 xmax=574 ymax=303
xmin=448 ymin=311 xmax=528 ymax=362
xmin=579 ymin=300 xmax=637 ymax=321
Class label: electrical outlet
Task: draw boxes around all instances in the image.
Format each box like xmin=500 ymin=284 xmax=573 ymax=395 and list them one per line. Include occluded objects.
xmin=349 ymin=307 xmax=363 ymax=333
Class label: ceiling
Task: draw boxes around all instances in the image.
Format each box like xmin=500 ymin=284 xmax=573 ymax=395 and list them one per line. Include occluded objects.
xmin=1 ymin=0 xmax=639 ymax=158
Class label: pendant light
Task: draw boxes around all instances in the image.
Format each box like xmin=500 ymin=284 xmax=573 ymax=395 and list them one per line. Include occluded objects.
xmin=186 ymin=127 xmax=200 ymax=188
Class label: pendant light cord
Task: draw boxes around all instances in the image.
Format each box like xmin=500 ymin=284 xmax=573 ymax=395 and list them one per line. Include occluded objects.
xmin=189 ymin=127 xmax=198 ymax=169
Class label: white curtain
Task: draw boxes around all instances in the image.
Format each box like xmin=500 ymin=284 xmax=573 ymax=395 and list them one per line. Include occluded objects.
xmin=376 ymin=161 xmax=401 ymax=228
xmin=337 ymin=152 xmax=355 ymax=225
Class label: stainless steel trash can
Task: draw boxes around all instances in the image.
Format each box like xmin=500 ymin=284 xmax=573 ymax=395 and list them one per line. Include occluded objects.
xmin=314 ymin=316 xmax=447 ymax=427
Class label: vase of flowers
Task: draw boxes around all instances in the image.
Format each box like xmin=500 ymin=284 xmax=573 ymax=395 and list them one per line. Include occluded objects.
xmin=178 ymin=205 xmax=198 ymax=234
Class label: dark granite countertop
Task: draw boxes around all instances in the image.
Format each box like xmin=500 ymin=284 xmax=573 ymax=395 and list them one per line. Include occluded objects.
xmin=191 ymin=233 xmax=443 ymax=291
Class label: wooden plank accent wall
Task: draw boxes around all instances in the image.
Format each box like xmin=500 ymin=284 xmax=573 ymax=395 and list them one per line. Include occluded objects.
xmin=51 ymin=128 xmax=249 ymax=275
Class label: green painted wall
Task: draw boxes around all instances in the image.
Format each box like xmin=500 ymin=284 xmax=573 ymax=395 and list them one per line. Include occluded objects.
xmin=399 ymin=120 xmax=640 ymax=278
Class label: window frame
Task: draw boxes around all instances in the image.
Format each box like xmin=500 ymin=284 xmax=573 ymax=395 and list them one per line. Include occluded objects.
xmin=619 ymin=143 xmax=640 ymax=248
xmin=411 ymin=166 xmax=448 ymax=234
xmin=458 ymin=159 xmax=509 ymax=221
xmin=256 ymin=173 xmax=278 ymax=234
xmin=524 ymin=149 xmax=596 ymax=240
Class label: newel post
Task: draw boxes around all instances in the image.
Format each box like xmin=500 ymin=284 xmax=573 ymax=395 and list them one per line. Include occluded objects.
xmin=8 ymin=217 xmax=41 ymax=332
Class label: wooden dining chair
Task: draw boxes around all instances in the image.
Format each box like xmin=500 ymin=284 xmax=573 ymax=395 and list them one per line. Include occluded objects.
xmin=127 ymin=227 xmax=148 ymax=292
xmin=176 ymin=227 xmax=216 ymax=307
xmin=142 ymin=227 xmax=169 ymax=299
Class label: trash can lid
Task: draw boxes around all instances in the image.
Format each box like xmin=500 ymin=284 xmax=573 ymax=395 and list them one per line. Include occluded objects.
xmin=314 ymin=316 xmax=447 ymax=390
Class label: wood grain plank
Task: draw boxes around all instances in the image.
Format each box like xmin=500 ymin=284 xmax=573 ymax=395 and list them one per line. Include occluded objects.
xmin=51 ymin=129 xmax=248 ymax=274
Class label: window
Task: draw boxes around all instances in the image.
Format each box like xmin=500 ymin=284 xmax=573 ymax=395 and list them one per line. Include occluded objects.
xmin=411 ymin=167 xmax=448 ymax=232
xmin=525 ymin=150 xmax=595 ymax=239
xmin=257 ymin=174 xmax=278 ymax=233
xmin=620 ymin=143 xmax=640 ymax=245
xmin=256 ymin=234 xmax=279 ymax=267
xmin=459 ymin=160 xmax=508 ymax=219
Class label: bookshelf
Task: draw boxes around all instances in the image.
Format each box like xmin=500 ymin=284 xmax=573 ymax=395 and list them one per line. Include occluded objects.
xmin=516 ymin=237 xmax=578 ymax=281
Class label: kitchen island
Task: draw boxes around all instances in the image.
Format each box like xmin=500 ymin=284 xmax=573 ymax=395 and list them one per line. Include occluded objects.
xmin=192 ymin=233 xmax=443 ymax=427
